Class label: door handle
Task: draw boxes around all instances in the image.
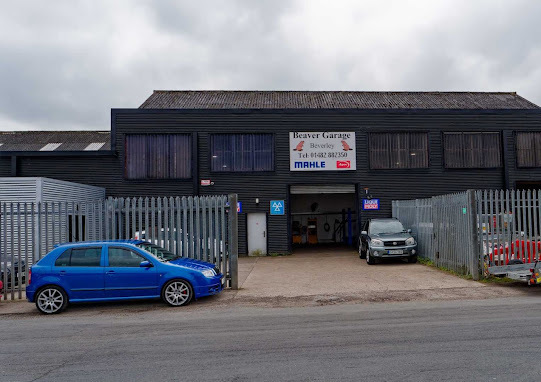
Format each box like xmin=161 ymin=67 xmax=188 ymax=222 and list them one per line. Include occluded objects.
xmin=263 ymin=231 xmax=266 ymax=238
xmin=106 ymin=270 xmax=115 ymax=275
xmin=59 ymin=271 xmax=66 ymax=276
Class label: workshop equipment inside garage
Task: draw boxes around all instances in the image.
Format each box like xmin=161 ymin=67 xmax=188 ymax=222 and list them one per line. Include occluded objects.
xmin=290 ymin=184 xmax=357 ymax=247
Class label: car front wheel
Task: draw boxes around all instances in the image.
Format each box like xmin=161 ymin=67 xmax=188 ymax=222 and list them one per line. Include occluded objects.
xmin=366 ymin=250 xmax=375 ymax=265
xmin=358 ymin=240 xmax=366 ymax=259
xmin=162 ymin=279 xmax=193 ymax=307
xmin=35 ymin=286 xmax=68 ymax=314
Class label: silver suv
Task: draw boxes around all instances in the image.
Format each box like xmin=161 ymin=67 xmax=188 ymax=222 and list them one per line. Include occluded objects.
xmin=359 ymin=218 xmax=417 ymax=265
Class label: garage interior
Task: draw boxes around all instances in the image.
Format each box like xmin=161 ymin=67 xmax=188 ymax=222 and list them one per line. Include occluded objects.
xmin=290 ymin=184 xmax=357 ymax=249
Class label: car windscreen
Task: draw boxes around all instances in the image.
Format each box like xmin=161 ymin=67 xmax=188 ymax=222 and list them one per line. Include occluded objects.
xmin=136 ymin=243 xmax=177 ymax=261
xmin=370 ymin=220 xmax=405 ymax=235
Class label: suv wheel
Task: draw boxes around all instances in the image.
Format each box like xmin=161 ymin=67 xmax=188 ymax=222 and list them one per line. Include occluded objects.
xmin=358 ymin=240 xmax=366 ymax=259
xmin=35 ymin=286 xmax=68 ymax=314
xmin=366 ymin=251 xmax=375 ymax=265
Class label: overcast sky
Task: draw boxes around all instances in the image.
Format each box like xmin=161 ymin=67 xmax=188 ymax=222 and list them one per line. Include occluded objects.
xmin=1 ymin=0 xmax=540 ymax=131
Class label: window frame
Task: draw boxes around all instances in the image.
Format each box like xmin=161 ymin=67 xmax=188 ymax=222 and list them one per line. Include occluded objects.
xmin=368 ymin=131 xmax=430 ymax=170
xmin=106 ymin=246 xmax=149 ymax=268
xmin=124 ymin=133 xmax=193 ymax=180
xmin=515 ymin=131 xmax=541 ymax=168
xmin=54 ymin=247 xmax=103 ymax=267
xmin=209 ymin=133 xmax=275 ymax=173
xmin=443 ymin=131 xmax=502 ymax=169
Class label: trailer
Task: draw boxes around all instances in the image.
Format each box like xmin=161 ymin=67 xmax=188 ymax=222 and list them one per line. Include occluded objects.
xmin=487 ymin=261 xmax=541 ymax=285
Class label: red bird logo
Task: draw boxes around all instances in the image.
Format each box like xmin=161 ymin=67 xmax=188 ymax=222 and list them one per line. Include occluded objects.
xmin=293 ymin=141 xmax=305 ymax=151
xmin=341 ymin=140 xmax=353 ymax=151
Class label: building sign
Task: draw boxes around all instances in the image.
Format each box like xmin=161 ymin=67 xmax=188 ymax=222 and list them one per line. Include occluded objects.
xmin=270 ymin=200 xmax=285 ymax=215
xmin=289 ymin=132 xmax=356 ymax=171
xmin=200 ymin=179 xmax=213 ymax=186
xmin=362 ymin=199 xmax=380 ymax=210
xmin=225 ymin=201 xmax=242 ymax=213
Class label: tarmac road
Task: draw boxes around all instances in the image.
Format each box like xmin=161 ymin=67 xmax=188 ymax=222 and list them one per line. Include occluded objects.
xmin=2 ymin=297 xmax=541 ymax=382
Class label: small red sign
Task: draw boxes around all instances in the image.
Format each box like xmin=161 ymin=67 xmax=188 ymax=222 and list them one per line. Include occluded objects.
xmin=336 ymin=160 xmax=351 ymax=169
xmin=200 ymin=179 xmax=212 ymax=186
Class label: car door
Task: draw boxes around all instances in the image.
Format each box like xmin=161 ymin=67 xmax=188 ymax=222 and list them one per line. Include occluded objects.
xmin=105 ymin=246 xmax=159 ymax=298
xmin=52 ymin=246 xmax=105 ymax=300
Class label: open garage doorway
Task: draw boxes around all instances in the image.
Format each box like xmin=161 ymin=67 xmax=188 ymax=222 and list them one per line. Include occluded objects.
xmin=290 ymin=184 xmax=357 ymax=250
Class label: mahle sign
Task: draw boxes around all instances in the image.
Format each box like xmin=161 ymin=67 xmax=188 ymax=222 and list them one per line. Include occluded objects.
xmin=289 ymin=132 xmax=356 ymax=171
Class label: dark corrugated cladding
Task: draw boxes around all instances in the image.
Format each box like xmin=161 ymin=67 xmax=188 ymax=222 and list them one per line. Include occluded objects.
xmin=3 ymin=90 xmax=541 ymax=255
xmin=0 ymin=157 xmax=11 ymax=175
xmin=110 ymin=108 xmax=541 ymax=254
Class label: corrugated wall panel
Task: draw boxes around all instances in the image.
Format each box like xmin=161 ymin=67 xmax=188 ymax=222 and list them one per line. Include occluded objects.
xmin=0 ymin=178 xmax=38 ymax=202
xmin=41 ymin=178 xmax=105 ymax=202
xmin=9 ymin=109 xmax=541 ymax=254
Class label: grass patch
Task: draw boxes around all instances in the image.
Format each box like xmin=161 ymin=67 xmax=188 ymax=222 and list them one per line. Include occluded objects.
xmin=417 ymin=256 xmax=516 ymax=283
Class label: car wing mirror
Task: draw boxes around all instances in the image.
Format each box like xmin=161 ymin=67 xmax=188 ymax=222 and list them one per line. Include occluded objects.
xmin=361 ymin=230 xmax=368 ymax=236
xmin=140 ymin=260 xmax=153 ymax=268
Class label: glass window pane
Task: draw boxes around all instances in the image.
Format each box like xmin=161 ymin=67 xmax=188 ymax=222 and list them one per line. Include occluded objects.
xmin=70 ymin=247 xmax=101 ymax=267
xmin=125 ymin=134 xmax=191 ymax=179
xmin=108 ymin=248 xmax=144 ymax=267
xmin=370 ymin=132 xmax=428 ymax=169
xmin=444 ymin=132 xmax=501 ymax=168
xmin=211 ymin=134 xmax=274 ymax=172
xmin=55 ymin=250 xmax=71 ymax=267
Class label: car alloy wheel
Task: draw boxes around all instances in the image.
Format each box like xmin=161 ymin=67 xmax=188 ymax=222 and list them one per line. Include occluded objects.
xmin=366 ymin=251 xmax=375 ymax=265
xmin=36 ymin=287 xmax=67 ymax=314
xmin=163 ymin=280 xmax=192 ymax=307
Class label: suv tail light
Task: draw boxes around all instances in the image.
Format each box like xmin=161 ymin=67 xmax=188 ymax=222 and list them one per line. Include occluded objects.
xmin=28 ymin=269 xmax=32 ymax=285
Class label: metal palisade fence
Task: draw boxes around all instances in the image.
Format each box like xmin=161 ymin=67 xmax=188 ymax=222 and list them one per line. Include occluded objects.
xmin=476 ymin=189 xmax=541 ymax=267
xmin=0 ymin=194 xmax=239 ymax=300
xmin=393 ymin=190 xmax=479 ymax=279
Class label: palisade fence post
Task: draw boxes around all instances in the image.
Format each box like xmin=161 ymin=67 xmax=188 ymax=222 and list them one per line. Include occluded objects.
xmin=228 ymin=193 xmax=239 ymax=290
xmin=468 ymin=190 xmax=480 ymax=280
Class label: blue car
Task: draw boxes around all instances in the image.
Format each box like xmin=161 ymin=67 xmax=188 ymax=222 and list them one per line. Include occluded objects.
xmin=26 ymin=240 xmax=224 ymax=314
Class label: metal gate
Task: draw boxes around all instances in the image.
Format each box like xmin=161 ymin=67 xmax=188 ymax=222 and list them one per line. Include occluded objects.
xmin=0 ymin=194 xmax=239 ymax=300
xmin=393 ymin=190 xmax=479 ymax=279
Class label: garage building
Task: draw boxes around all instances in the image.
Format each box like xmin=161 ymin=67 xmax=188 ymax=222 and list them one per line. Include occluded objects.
xmin=1 ymin=91 xmax=541 ymax=255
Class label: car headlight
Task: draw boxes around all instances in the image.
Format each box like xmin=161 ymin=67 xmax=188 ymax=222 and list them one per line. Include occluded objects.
xmin=202 ymin=269 xmax=216 ymax=278
xmin=406 ymin=237 xmax=416 ymax=246
xmin=370 ymin=239 xmax=384 ymax=247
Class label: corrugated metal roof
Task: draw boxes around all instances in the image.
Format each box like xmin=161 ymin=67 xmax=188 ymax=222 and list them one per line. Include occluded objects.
xmin=0 ymin=131 xmax=111 ymax=152
xmin=139 ymin=91 xmax=539 ymax=110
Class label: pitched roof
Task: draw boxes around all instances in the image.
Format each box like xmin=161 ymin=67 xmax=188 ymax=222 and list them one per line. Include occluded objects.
xmin=140 ymin=91 xmax=539 ymax=110
xmin=0 ymin=131 xmax=111 ymax=152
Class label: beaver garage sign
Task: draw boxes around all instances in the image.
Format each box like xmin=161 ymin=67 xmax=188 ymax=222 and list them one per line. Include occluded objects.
xmin=289 ymin=132 xmax=356 ymax=171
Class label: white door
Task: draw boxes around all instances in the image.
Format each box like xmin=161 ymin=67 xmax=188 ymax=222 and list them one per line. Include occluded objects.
xmin=248 ymin=213 xmax=267 ymax=255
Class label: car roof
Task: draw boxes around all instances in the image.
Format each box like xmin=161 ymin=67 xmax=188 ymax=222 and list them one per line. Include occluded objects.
xmin=53 ymin=239 xmax=144 ymax=249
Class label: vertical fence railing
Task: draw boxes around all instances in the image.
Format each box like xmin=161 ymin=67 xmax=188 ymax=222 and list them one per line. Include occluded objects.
xmin=476 ymin=189 xmax=541 ymax=267
xmin=393 ymin=190 xmax=480 ymax=279
xmin=0 ymin=195 xmax=238 ymax=300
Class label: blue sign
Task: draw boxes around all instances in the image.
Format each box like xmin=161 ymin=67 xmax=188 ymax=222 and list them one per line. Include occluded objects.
xmin=362 ymin=199 xmax=380 ymax=210
xmin=225 ymin=201 xmax=242 ymax=213
xmin=270 ymin=200 xmax=285 ymax=215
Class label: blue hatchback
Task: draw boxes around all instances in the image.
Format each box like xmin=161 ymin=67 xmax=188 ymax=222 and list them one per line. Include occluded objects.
xmin=26 ymin=240 xmax=224 ymax=314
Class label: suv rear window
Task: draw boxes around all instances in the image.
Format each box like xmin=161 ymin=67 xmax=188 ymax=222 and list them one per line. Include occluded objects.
xmin=55 ymin=247 xmax=102 ymax=267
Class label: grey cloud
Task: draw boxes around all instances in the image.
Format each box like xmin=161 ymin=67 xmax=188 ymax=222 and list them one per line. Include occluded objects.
xmin=0 ymin=0 xmax=540 ymax=131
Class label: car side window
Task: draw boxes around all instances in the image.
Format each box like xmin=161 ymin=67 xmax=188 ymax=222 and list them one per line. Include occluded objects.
xmin=108 ymin=247 xmax=145 ymax=267
xmin=55 ymin=247 xmax=102 ymax=267
xmin=55 ymin=250 xmax=71 ymax=267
